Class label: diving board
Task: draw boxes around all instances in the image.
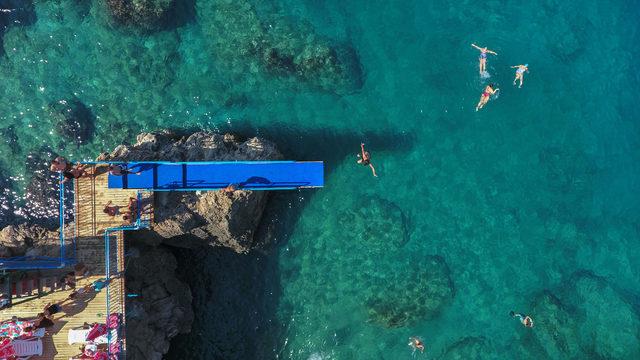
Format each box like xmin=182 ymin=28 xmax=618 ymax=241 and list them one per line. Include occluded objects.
xmin=107 ymin=161 xmax=324 ymax=190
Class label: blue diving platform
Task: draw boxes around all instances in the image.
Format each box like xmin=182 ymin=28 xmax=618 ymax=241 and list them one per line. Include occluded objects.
xmin=107 ymin=161 xmax=324 ymax=191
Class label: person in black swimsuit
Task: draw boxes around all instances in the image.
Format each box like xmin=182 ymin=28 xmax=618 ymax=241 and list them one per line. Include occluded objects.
xmin=357 ymin=143 xmax=378 ymax=177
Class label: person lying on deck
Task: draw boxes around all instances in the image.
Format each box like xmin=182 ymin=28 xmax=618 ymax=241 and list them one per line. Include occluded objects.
xmin=357 ymin=143 xmax=378 ymax=177
xmin=42 ymin=298 xmax=74 ymax=318
xmin=122 ymin=197 xmax=138 ymax=223
xmin=108 ymin=164 xmax=141 ymax=176
xmin=68 ymin=273 xmax=124 ymax=299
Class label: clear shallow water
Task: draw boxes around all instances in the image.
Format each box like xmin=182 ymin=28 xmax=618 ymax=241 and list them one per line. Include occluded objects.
xmin=2 ymin=0 xmax=640 ymax=359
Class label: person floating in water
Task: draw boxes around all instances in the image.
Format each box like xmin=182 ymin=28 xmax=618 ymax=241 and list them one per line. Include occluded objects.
xmin=510 ymin=311 xmax=534 ymax=328
xmin=471 ymin=43 xmax=498 ymax=75
xmin=476 ymin=83 xmax=499 ymax=111
xmin=408 ymin=336 xmax=425 ymax=354
xmin=357 ymin=143 xmax=378 ymax=177
xmin=511 ymin=64 xmax=529 ymax=88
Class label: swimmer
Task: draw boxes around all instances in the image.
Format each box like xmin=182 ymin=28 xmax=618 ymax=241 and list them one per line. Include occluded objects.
xmin=357 ymin=143 xmax=378 ymax=177
xmin=476 ymin=83 xmax=499 ymax=111
xmin=408 ymin=336 xmax=425 ymax=353
xmin=471 ymin=43 xmax=498 ymax=74
xmin=511 ymin=64 xmax=529 ymax=88
xmin=510 ymin=311 xmax=534 ymax=328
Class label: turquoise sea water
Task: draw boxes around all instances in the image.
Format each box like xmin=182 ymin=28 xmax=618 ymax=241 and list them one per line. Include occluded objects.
xmin=2 ymin=0 xmax=640 ymax=359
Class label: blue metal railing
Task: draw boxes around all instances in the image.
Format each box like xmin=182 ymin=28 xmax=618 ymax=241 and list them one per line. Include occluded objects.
xmin=104 ymin=192 xmax=149 ymax=359
xmin=1 ymin=173 xmax=76 ymax=270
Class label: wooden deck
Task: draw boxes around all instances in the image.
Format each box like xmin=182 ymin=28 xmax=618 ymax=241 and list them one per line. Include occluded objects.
xmin=0 ymin=164 xmax=149 ymax=359
xmin=0 ymin=275 xmax=107 ymax=359
xmin=75 ymin=165 xmax=144 ymax=237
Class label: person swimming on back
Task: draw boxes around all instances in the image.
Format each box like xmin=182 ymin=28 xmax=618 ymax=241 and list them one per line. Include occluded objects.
xmin=510 ymin=311 xmax=534 ymax=328
xmin=511 ymin=64 xmax=529 ymax=88
xmin=471 ymin=43 xmax=498 ymax=74
xmin=476 ymin=83 xmax=499 ymax=111
xmin=408 ymin=336 xmax=425 ymax=353
xmin=357 ymin=143 xmax=378 ymax=177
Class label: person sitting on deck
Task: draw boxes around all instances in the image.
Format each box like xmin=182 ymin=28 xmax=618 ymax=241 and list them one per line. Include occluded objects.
xmin=50 ymin=156 xmax=71 ymax=172
xmin=220 ymin=183 xmax=241 ymax=196
xmin=61 ymin=271 xmax=77 ymax=289
xmin=108 ymin=164 xmax=141 ymax=176
xmin=61 ymin=163 xmax=88 ymax=184
xmin=121 ymin=197 xmax=138 ymax=223
xmin=357 ymin=143 xmax=378 ymax=177
xmin=102 ymin=201 xmax=119 ymax=217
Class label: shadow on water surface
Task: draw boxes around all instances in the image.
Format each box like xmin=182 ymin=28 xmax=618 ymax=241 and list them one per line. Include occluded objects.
xmin=165 ymin=124 xmax=415 ymax=359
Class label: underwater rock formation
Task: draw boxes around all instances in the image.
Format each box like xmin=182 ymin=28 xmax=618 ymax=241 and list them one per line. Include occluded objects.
xmin=21 ymin=147 xmax=67 ymax=228
xmin=0 ymin=0 xmax=36 ymax=56
xmin=366 ymin=255 xmax=454 ymax=328
xmin=98 ymin=131 xmax=283 ymax=253
xmin=106 ymin=0 xmax=175 ymax=31
xmin=530 ymin=291 xmax=581 ymax=359
xmin=531 ymin=271 xmax=640 ymax=359
xmin=49 ymin=98 xmax=95 ymax=148
xmin=125 ymin=244 xmax=193 ymax=360
xmin=337 ymin=196 xmax=411 ymax=248
xmin=439 ymin=336 xmax=494 ymax=360
xmin=198 ymin=0 xmax=364 ymax=94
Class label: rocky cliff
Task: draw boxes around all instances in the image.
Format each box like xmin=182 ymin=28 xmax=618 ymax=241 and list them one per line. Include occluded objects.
xmin=97 ymin=131 xmax=283 ymax=253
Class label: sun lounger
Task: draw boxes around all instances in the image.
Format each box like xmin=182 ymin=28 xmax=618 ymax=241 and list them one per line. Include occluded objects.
xmin=10 ymin=337 xmax=43 ymax=359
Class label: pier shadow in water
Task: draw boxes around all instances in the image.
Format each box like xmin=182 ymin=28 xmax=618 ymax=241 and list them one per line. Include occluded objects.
xmin=165 ymin=124 xmax=415 ymax=359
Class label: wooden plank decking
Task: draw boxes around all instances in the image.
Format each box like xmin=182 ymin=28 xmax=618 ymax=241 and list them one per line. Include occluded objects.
xmin=0 ymin=275 xmax=107 ymax=359
xmin=1 ymin=164 xmax=149 ymax=359
xmin=75 ymin=165 xmax=143 ymax=237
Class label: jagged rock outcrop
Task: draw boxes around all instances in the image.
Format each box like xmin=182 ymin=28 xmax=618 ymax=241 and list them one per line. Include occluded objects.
xmin=125 ymin=244 xmax=193 ymax=360
xmin=98 ymin=131 xmax=282 ymax=253
xmin=0 ymin=224 xmax=59 ymax=258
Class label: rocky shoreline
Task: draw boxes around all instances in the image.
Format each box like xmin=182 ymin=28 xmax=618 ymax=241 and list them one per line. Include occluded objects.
xmin=0 ymin=131 xmax=285 ymax=360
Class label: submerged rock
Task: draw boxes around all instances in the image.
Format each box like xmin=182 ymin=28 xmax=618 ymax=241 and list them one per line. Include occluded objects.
xmin=21 ymin=147 xmax=67 ymax=227
xmin=49 ymin=98 xmax=95 ymax=148
xmin=569 ymin=272 xmax=640 ymax=359
xmin=99 ymin=131 xmax=283 ymax=253
xmin=439 ymin=336 xmax=494 ymax=360
xmin=199 ymin=0 xmax=364 ymax=94
xmin=126 ymin=244 xmax=193 ymax=360
xmin=531 ymin=272 xmax=640 ymax=360
xmin=366 ymin=255 xmax=454 ymax=328
xmin=337 ymin=196 xmax=411 ymax=248
xmin=530 ymin=291 xmax=581 ymax=359
xmin=106 ymin=0 xmax=175 ymax=31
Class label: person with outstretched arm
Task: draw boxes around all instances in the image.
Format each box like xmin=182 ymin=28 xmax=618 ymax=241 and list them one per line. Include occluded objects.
xmin=357 ymin=143 xmax=378 ymax=177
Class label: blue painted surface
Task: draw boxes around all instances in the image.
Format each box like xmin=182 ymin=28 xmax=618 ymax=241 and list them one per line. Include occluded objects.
xmin=108 ymin=161 xmax=324 ymax=190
